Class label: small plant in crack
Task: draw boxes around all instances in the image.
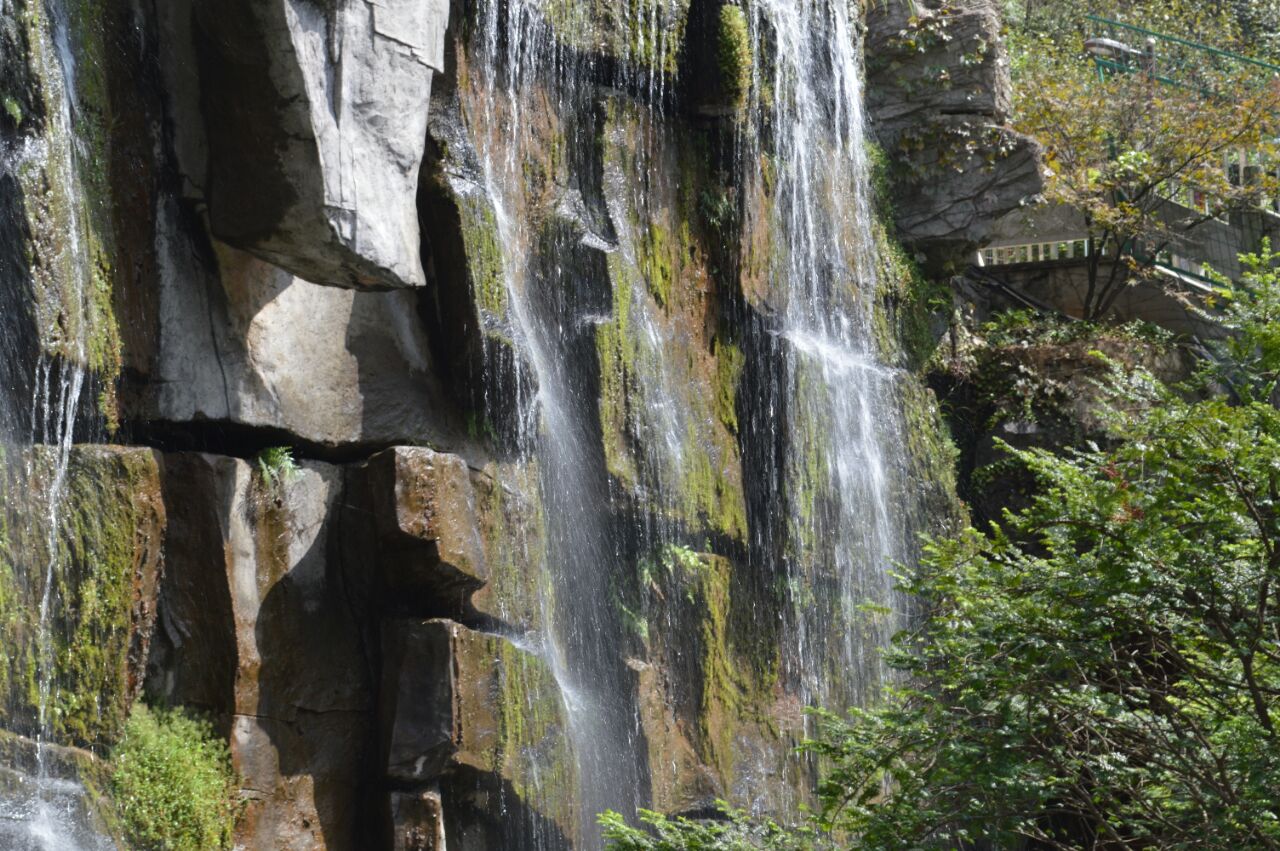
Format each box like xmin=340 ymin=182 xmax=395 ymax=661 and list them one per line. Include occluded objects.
xmin=255 ymin=446 xmax=299 ymax=493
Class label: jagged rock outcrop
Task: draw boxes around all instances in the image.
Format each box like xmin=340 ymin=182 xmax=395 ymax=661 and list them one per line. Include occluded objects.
xmin=141 ymin=217 xmax=466 ymax=449
xmin=137 ymin=445 xmax=567 ymax=850
xmin=159 ymin=0 xmax=450 ymax=290
xmin=343 ymin=447 xmax=490 ymax=621
xmin=866 ymin=0 xmax=1044 ymax=270
xmin=379 ymin=619 xmax=574 ymax=849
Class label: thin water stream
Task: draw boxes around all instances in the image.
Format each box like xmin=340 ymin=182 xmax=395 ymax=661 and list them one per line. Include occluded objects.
xmin=0 ymin=2 xmax=113 ymax=848
xmin=750 ymin=0 xmax=911 ymax=710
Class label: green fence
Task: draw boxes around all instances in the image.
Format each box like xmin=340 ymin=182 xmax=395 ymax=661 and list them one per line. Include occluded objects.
xmin=1085 ymin=16 xmax=1280 ymax=88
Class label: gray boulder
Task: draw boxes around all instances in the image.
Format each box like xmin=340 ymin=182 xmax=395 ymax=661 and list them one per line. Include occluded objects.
xmin=162 ymin=0 xmax=450 ymax=289
xmin=866 ymin=0 xmax=1044 ymax=270
xmin=140 ymin=199 xmax=465 ymax=450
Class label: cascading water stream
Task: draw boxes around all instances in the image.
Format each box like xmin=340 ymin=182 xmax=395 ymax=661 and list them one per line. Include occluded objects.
xmin=455 ymin=0 xmax=916 ymax=844
xmin=469 ymin=2 xmax=650 ymax=846
xmin=748 ymin=0 xmax=912 ymax=711
xmin=0 ymin=2 xmax=113 ymax=848
xmin=461 ymin=0 xmax=917 ymax=844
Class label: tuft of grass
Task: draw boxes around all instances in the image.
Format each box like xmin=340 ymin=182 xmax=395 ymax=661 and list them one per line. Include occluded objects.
xmin=111 ymin=704 xmax=239 ymax=851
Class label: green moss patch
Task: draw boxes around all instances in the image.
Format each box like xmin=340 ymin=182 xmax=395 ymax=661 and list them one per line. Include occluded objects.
xmin=0 ymin=447 xmax=164 ymax=750
xmin=716 ymin=5 xmax=752 ymax=109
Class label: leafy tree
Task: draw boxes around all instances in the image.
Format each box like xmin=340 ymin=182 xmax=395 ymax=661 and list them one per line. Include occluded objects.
xmin=812 ymin=401 xmax=1280 ymax=848
xmin=1013 ymin=41 xmax=1280 ymax=319
xmin=1004 ymin=0 xmax=1255 ymax=59
xmin=1206 ymin=239 xmax=1280 ymax=404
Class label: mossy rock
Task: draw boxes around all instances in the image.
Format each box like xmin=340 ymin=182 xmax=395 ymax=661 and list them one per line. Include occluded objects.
xmin=637 ymin=546 xmax=801 ymax=812
xmin=0 ymin=447 xmax=165 ymax=751
xmin=543 ymin=0 xmax=692 ymax=77
xmin=594 ymin=98 xmax=748 ymax=542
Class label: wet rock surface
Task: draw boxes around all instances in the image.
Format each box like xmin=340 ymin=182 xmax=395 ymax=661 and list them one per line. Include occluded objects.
xmin=146 ymin=453 xmax=375 ymax=850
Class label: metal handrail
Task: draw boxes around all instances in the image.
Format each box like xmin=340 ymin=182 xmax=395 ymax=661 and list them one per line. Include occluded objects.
xmin=977 ymin=238 xmax=1219 ymax=287
xmin=1084 ymin=16 xmax=1280 ymax=75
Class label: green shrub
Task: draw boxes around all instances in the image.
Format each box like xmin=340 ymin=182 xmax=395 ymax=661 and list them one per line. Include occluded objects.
xmin=601 ymin=806 xmax=826 ymax=850
xmin=111 ymin=705 xmax=238 ymax=851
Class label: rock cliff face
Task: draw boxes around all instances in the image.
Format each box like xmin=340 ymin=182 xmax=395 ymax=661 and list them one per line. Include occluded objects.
xmin=866 ymin=0 xmax=1044 ymax=271
xmin=0 ymin=0 xmax=1034 ymax=848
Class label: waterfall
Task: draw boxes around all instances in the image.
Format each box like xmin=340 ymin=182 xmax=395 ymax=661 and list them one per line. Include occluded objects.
xmin=749 ymin=0 xmax=912 ymax=710
xmin=459 ymin=0 xmax=915 ymax=844
xmin=0 ymin=2 xmax=114 ymax=848
xmin=467 ymin=3 xmax=651 ymax=845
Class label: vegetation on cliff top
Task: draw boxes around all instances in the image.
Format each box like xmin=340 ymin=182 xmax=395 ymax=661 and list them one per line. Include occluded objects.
xmin=1006 ymin=0 xmax=1280 ymax=318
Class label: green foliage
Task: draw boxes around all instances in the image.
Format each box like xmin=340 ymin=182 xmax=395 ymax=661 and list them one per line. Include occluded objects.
xmin=111 ymin=704 xmax=239 ymax=851
xmin=979 ymin=308 xmax=1167 ymax=347
xmin=2 ymin=94 xmax=22 ymax=126
xmin=1003 ymin=0 xmax=1259 ymax=63
xmin=810 ymin=392 xmax=1280 ymax=848
xmin=716 ymin=5 xmax=752 ymax=109
xmin=802 ymin=256 xmax=1280 ymax=848
xmin=255 ymin=446 xmax=299 ymax=490
xmin=1204 ymin=238 xmax=1280 ymax=403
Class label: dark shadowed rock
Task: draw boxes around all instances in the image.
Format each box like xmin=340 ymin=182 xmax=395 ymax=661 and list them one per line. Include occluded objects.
xmin=378 ymin=619 xmax=575 ymax=840
xmin=146 ymin=453 xmax=375 ymax=851
xmin=344 ymin=447 xmax=489 ymax=621
xmin=390 ymin=787 xmax=447 ymax=851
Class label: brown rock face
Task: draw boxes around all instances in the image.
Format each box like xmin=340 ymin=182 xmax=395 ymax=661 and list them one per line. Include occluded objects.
xmin=147 ymin=453 xmax=375 ymax=851
xmin=390 ymin=787 xmax=448 ymax=851
xmin=345 ymin=448 xmax=489 ymax=622
xmin=866 ymin=0 xmax=1044 ymax=270
xmin=378 ymin=619 xmax=575 ymax=847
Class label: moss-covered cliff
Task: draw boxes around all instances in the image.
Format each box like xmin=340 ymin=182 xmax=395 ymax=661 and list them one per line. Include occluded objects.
xmin=0 ymin=0 xmax=1032 ymax=848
